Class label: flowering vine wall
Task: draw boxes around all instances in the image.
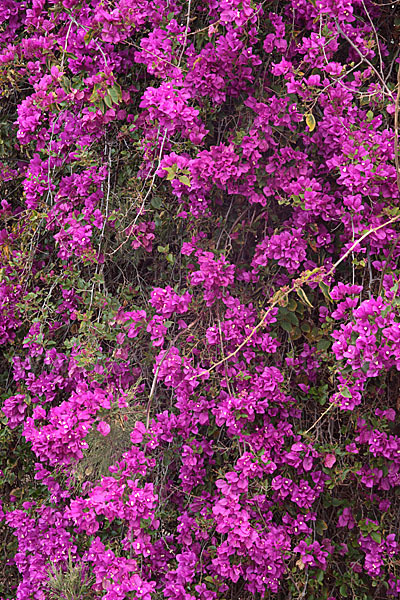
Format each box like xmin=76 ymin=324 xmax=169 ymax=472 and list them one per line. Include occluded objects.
xmin=1 ymin=1 xmax=400 ymax=599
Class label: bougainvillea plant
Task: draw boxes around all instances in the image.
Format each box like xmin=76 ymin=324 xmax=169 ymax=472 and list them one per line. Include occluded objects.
xmin=2 ymin=0 xmax=400 ymax=599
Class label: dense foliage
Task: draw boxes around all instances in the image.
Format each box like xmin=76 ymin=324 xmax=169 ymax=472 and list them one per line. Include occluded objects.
xmin=1 ymin=0 xmax=400 ymax=598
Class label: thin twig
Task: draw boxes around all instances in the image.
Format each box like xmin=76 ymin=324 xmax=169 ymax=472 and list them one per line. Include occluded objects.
xmin=178 ymin=0 xmax=192 ymax=67
xmin=60 ymin=20 xmax=73 ymax=71
xmin=335 ymin=20 xmax=394 ymax=98
xmin=303 ymin=403 xmax=335 ymax=435
xmin=68 ymin=15 xmax=108 ymax=67
xmin=188 ymin=19 xmax=220 ymax=36
xmin=360 ymin=0 xmax=385 ymax=80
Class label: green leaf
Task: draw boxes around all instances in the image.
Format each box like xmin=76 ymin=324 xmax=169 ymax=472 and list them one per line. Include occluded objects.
xmin=315 ymin=520 xmax=328 ymax=536
xmin=286 ymin=311 xmax=299 ymax=326
xmin=108 ymin=84 xmax=121 ymax=104
xmin=63 ymin=52 xmax=78 ymax=60
xmin=291 ymin=326 xmax=301 ymax=340
xmin=319 ymin=281 xmax=332 ymax=302
xmin=370 ymin=531 xmax=382 ymax=544
xmin=315 ymin=569 xmax=324 ymax=583
xmin=280 ymin=321 xmax=292 ymax=333
xmin=84 ymin=31 xmax=94 ymax=45
xmin=296 ymin=287 xmax=313 ymax=308
xmin=331 ymin=498 xmax=345 ymax=506
xmin=317 ymin=339 xmax=331 ymax=351
xmin=151 ymin=196 xmax=163 ymax=209
xmin=165 ymin=164 xmax=177 ymax=181
xmin=178 ymin=175 xmax=191 ymax=187
xmin=104 ymin=93 xmax=113 ymax=108
xmin=340 ymin=386 xmax=352 ymax=399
